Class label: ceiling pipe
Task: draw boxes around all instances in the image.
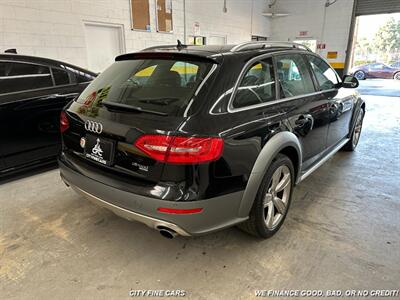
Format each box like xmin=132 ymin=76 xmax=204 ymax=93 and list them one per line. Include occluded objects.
xmin=223 ymin=0 xmax=227 ymax=13
xmin=183 ymin=0 xmax=186 ymax=42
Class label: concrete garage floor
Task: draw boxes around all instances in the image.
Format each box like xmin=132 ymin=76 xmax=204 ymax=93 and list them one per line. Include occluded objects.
xmin=1 ymin=95 xmax=399 ymax=299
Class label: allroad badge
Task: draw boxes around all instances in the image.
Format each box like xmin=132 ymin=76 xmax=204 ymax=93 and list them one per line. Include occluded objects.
xmin=84 ymin=120 xmax=103 ymax=134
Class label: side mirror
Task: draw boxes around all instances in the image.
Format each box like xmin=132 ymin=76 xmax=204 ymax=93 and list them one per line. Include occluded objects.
xmin=342 ymin=75 xmax=359 ymax=89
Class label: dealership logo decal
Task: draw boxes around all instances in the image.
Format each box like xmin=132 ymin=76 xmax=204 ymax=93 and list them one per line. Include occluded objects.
xmin=85 ymin=138 xmax=107 ymax=165
xmin=92 ymin=138 xmax=103 ymax=157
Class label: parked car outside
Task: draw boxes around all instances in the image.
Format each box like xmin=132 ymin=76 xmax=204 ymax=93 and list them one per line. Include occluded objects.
xmin=0 ymin=54 xmax=96 ymax=177
xmin=350 ymin=62 xmax=400 ymax=80
xmin=390 ymin=61 xmax=400 ymax=68
xmin=59 ymin=42 xmax=365 ymax=239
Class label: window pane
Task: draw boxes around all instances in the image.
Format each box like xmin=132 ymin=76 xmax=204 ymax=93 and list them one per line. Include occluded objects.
xmin=0 ymin=62 xmax=53 ymax=94
xmin=131 ymin=0 xmax=150 ymax=31
xmin=76 ymin=59 xmax=212 ymax=116
xmin=0 ymin=62 xmax=9 ymax=76
xmin=52 ymin=68 xmax=70 ymax=85
xmin=156 ymin=0 xmax=173 ymax=32
xmin=170 ymin=62 xmax=199 ymax=86
xmin=233 ymin=58 xmax=276 ymax=108
xmin=66 ymin=67 xmax=95 ymax=83
xmin=131 ymin=65 xmax=157 ymax=85
xmin=275 ymin=54 xmax=315 ymax=98
xmin=15 ymin=63 xmax=41 ymax=75
xmin=307 ymin=55 xmax=339 ymax=91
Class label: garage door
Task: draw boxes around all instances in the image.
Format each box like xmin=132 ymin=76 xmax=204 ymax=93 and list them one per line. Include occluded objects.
xmin=355 ymin=0 xmax=400 ymax=16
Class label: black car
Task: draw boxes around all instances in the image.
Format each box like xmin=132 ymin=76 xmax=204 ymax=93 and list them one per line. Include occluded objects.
xmin=0 ymin=54 xmax=96 ymax=176
xmin=58 ymin=42 xmax=365 ymax=238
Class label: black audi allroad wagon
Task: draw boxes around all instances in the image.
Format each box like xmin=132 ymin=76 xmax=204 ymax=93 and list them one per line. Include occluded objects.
xmin=58 ymin=42 xmax=365 ymax=238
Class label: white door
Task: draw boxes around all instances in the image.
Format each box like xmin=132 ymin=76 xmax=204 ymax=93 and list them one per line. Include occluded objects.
xmin=84 ymin=22 xmax=125 ymax=72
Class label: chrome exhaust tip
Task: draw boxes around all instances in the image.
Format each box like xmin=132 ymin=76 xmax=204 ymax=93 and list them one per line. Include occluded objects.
xmin=157 ymin=226 xmax=178 ymax=239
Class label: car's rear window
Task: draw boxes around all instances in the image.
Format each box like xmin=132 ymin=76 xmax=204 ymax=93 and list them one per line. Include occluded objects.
xmin=76 ymin=58 xmax=213 ymax=116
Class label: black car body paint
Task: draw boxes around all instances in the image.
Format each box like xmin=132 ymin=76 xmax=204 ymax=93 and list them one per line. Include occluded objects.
xmin=0 ymin=54 xmax=96 ymax=176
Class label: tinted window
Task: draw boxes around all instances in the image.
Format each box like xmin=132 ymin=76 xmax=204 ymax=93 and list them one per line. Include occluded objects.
xmin=52 ymin=68 xmax=70 ymax=85
xmin=6 ymin=62 xmax=50 ymax=76
xmin=369 ymin=63 xmax=384 ymax=69
xmin=76 ymin=72 xmax=95 ymax=83
xmin=232 ymin=58 xmax=276 ymax=108
xmin=171 ymin=62 xmax=199 ymax=87
xmin=76 ymin=59 xmax=212 ymax=116
xmin=275 ymin=54 xmax=315 ymax=98
xmin=307 ymin=55 xmax=339 ymax=91
xmin=64 ymin=66 xmax=96 ymax=83
xmin=0 ymin=62 xmax=53 ymax=94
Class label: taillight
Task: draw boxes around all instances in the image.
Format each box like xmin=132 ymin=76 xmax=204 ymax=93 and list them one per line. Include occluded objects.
xmin=60 ymin=111 xmax=69 ymax=133
xmin=134 ymin=134 xmax=224 ymax=164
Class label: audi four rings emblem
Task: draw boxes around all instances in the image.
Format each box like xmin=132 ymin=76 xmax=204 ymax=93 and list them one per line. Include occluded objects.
xmin=85 ymin=120 xmax=103 ymax=134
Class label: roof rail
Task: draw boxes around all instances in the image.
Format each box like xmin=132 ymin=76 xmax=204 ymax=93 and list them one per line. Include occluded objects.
xmin=230 ymin=41 xmax=312 ymax=52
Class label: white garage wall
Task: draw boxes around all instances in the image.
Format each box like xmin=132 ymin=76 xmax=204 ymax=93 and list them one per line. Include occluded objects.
xmin=184 ymin=0 xmax=271 ymax=42
xmin=0 ymin=0 xmax=270 ymax=70
xmin=270 ymin=0 xmax=354 ymax=71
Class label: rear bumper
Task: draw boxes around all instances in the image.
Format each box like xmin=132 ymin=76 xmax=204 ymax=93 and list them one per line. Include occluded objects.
xmin=68 ymin=182 xmax=191 ymax=236
xmin=59 ymin=156 xmax=247 ymax=236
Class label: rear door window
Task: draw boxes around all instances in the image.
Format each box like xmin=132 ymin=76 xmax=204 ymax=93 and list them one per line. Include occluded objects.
xmin=232 ymin=57 xmax=276 ymax=108
xmin=64 ymin=66 xmax=96 ymax=83
xmin=76 ymin=58 xmax=213 ymax=115
xmin=275 ymin=54 xmax=315 ymax=98
xmin=0 ymin=61 xmax=53 ymax=94
xmin=52 ymin=67 xmax=70 ymax=85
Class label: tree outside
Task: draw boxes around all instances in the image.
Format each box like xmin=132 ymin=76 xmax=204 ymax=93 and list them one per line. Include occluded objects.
xmin=353 ymin=15 xmax=400 ymax=67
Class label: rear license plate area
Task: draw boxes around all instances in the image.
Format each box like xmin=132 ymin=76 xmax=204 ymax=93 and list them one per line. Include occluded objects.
xmin=84 ymin=134 xmax=115 ymax=166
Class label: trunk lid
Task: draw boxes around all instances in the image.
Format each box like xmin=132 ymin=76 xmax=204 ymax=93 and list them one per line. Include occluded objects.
xmin=64 ymin=102 xmax=186 ymax=183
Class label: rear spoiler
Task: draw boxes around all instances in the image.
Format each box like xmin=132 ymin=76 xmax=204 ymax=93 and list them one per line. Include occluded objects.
xmin=115 ymin=52 xmax=221 ymax=64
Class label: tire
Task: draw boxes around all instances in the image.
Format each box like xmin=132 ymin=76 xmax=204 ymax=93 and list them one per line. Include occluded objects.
xmin=354 ymin=71 xmax=366 ymax=80
xmin=394 ymin=72 xmax=400 ymax=81
xmin=342 ymin=108 xmax=365 ymax=151
xmin=238 ymin=153 xmax=294 ymax=238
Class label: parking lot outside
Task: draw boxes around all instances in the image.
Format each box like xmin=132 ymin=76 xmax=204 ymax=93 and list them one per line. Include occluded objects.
xmin=357 ymin=79 xmax=400 ymax=97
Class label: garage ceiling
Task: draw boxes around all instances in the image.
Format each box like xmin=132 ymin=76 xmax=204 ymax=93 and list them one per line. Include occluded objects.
xmin=355 ymin=0 xmax=400 ymax=16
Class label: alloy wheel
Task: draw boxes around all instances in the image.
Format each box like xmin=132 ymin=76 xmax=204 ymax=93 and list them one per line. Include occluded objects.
xmin=354 ymin=71 xmax=365 ymax=80
xmin=263 ymin=165 xmax=291 ymax=230
xmin=395 ymin=73 xmax=400 ymax=81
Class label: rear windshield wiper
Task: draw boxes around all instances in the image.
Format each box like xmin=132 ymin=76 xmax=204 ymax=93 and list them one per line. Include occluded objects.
xmin=102 ymin=101 xmax=168 ymax=116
